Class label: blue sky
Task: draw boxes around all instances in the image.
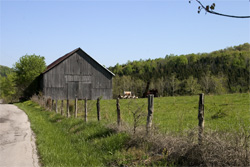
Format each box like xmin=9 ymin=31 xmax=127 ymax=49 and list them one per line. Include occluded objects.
xmin=0 ymin=0 xmax=249 ymax=68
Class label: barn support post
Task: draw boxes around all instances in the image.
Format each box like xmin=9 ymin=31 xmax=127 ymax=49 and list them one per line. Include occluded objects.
xmin=198 ymin=93 xmax=205 ymax=145
xmin=146 ymin=94 xmax=154 ymax=135
xmin=67 ymin=99 xmax=70 ymax=118
xmin=84 ymin=98 xmax=87 ymax=122
xmin=45 ymin=97 xmax=48 ymax=109
xmin=75 ymin=97 xmax=78 ymax=118
xmin=42 ymin=97 xmax=45 ymax=108
xmin=61 ymin=100 xmax=64 ymax=115
xmin=45 ymin=97 xmax=47 ymax=108
xmin=51 ymin=99 xmax=54 ymax=111
xmin=97 ymin=98 xmax=100 ymax=121
xmin=55 ymin=100 xmax=58 ymax=113
xmin=116 ymin=98 xmax=121 ymax=127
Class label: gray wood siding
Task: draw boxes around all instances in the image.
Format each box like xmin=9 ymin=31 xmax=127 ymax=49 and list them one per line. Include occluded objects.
xmin=42 ymin=50 xmax=113 ymax=100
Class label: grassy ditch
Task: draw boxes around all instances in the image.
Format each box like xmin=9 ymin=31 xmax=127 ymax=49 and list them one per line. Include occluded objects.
xmin=16 ymin=101 xmax=132 ymax=166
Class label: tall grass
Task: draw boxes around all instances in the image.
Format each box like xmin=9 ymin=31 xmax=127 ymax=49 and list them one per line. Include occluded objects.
xmin=16 ymin=101 xmax=130 ymax=167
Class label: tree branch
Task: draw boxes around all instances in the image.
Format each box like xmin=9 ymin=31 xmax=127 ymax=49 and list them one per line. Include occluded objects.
xmin=195 ymin=0 xmax=250 ymax=18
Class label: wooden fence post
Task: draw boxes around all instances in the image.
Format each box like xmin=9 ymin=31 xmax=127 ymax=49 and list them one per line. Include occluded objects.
xmin=67 ymin=99 xmax=70 ymax=118
xmin=42 ymin=97 xmax=45 ymax=107
xmin=45 ymin=97 xmax=48 ymax=109
xmin=116 ymin=98 xmax=121 ymax=127
xmin=61 ymin=100 xmax=64 ymax=115
xmin=75 ymin=97 xmax=78 ymax=118
xmin=198 ymin=93 xmax=205 ymax=145
xmin=55 ymin=100 xmax=58 ymax=113
xmin=97 ymin=98 xmax=100 ymax=121
xmin=45 ymin=97 xmax=47 ymax=108
xmin=52 ymin=99 xmax=54 ymax=111
xmin=44 ymin=97 xmax=46 ymax=108
xmin=84 ymin=98 xmax=87 ymax=122
xmin=46 ymin=98 xmax=50 ymax=110
xmin=146 ymin=94 xmax=154 ymax=135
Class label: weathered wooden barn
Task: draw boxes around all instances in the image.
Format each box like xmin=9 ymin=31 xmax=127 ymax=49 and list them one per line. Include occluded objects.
xmin=41 ymin=48 xmax=115 ymax=100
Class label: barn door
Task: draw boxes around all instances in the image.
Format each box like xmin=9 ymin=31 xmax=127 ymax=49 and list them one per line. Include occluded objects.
xmin=67 ymin=82 xmax=79 ymax=99
xmin=78 ymin=82 xmax=91 ymax=99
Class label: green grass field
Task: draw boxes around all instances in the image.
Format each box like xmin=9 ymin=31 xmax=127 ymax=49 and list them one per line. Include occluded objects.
xmin=16 ymin=93 xmax=250 ymax=166
xmin=67 ymin=93 xmax=249 ymax=134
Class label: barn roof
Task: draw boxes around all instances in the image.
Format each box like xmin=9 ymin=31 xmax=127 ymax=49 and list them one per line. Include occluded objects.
xmin=43 ymin=48 xmax=115 ymax=76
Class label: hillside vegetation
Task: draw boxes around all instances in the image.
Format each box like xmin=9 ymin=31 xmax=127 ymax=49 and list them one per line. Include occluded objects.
xmin=109 ymin=43 xmax=250 ymax=97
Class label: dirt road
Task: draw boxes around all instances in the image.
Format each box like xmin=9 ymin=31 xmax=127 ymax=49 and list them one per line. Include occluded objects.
xmin=0 ymin=104 xmax=39 ymax=167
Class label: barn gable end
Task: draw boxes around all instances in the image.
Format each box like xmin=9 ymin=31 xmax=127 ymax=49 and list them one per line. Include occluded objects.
xmin=42 ymin=48 xmax=114 ymax=100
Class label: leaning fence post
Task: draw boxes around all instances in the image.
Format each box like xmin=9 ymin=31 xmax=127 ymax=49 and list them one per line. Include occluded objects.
xmin=84 ymin=98 xmax=87 ymax=122
xmin=67 ymin=99 xmax=70 ymax=118
xmin=75 ymin=97 xmax=78 ymax=118
xmin=146 ymin=94 xmax=154 ymax=135
xmin=97 ymin=98 xmax=100 ymax=121
xmin=116 ymin=98 xmax=121 ymax=127
xmin=198 ymin=93 xmax=205 ymax=145
xmin=55 ymin=100 xmax=58 ymax=113
xmin=61 ymin=100 xmax=64 ymax=115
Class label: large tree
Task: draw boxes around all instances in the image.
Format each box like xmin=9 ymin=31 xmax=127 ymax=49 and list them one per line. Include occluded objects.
xmin=13 ymin=54 xmax=46 ymax=96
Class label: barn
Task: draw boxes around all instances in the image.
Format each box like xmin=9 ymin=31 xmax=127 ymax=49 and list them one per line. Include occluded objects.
xmin=41 ymin=48 xmax=115 ymax=100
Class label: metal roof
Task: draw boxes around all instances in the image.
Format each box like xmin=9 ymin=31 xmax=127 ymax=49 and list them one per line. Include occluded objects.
xmin=43 ymin=48 xmax=115 ymax=76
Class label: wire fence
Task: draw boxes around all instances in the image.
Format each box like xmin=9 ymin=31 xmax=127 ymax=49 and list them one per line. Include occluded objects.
xmin=31 ymin=93 xmax=249 ymax=135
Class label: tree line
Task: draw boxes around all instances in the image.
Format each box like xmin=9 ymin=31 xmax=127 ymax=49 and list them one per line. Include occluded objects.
xmin=109 ymin=43 xmax=250 ymax=98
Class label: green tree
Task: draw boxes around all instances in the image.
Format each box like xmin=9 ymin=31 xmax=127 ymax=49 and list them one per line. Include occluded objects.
xmin=200 ymin=72 xmax=212 ymax=94
xmin=0 ymin=73 xmax=16 ymax=102
xmin=124 ymin=64 xmax=133 ymax=75
xmin=112 ymin=63 xmax=123 ymax=76
xmin=185 ymin=76 xmax=201 ymax=95
xmin=210 ymin=75 xmax=227 ymax=94
xmin=13 ymin=54 xmax=46 ymax=96
xmin=154 ymin=77 xmax=165 ymax=96
xmin=169 ymin=73 xmax=180 ymax=96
